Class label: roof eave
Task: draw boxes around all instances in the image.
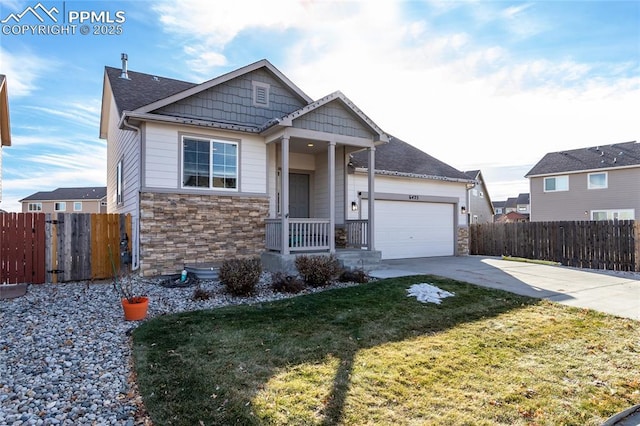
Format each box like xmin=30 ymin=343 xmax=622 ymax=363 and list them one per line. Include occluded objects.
xmin=121 ymin=111 xmax=262 ymax=134
xmin=525 ymin=163 xmax=640 ymax=178
xmin=354 ymin=167 xmax=474 ymax=184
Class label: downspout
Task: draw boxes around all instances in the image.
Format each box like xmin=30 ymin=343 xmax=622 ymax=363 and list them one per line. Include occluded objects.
xmin=120 ymin=113 xmax=141 ymax=271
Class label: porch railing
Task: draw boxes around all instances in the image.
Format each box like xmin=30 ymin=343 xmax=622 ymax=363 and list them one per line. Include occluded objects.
xmin=345 ymin=219 xmax=369 ymax=249
xmin=265 ymin=218 xmax=331 ymax=252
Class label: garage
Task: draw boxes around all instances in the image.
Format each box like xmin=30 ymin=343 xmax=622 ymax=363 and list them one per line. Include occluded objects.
xmin=364 ymin=200 xmax=455 ymax=259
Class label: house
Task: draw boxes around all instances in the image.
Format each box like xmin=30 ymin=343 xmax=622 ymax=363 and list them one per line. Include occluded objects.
xmin=516 ymin=193 xmax=530 ymax=215
xmin=99 ymin=56 xmax=473 ymax=276
xmin=495 ymin=211 xmax=528 ymax=223
xmin=20 ymin=187 xmax=107 ymax=213
xmin=492 ymin=200 xmax=506 ymax=220
xmin=0 ymin=74 xmax=11 ymax=205
xmin=525 ymin=141 xmax=640 ymax=221
xmin=463 ymin=170 xmax=494 ymax=224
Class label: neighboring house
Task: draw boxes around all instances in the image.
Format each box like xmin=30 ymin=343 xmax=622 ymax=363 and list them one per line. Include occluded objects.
xmin=20 ymin=187 xmax=107 ymax=213
xmin=492 ymin=200 xmax=506 ymax=221
xmin=505 ymin=197 xmax=518 ymax=213
xmin=525 ymin=141 xmax=640 ymax=221
xmin=0 ymin=74 xmax=11 ymax=205
xmin=516 ymin=193 xmax=530 ymax=215
xmin=463 ymin=170 xmax=495 ymax=224
xmin=496 ymin=211 xmax=528 ymax=223
xmin=99 ymin=57 xmax=473 ymax=276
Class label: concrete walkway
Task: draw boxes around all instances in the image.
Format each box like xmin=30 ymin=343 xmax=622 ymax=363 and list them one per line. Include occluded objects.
xmin=369 ymin=255 xmax=640 ymax=321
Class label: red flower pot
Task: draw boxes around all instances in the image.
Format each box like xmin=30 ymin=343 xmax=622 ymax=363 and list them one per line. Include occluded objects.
xmin=121 ymin=296 xmax=149 ymax=321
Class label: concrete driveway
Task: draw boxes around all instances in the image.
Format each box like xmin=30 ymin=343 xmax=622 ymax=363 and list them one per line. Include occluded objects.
xmin=369 ymin=255 xmax=640 ymax=321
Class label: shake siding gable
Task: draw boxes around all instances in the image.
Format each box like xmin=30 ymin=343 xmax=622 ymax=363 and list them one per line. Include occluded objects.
xmin=530 ymin=167 xmax=640 ymax=221
xmin=152 ymin=69 xmax=306 ymax=128
xmin=292 ymin=101 xmax=373 ymax=139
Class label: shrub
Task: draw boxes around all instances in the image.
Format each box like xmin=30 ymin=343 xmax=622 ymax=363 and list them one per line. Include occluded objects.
xmin=192 ymin=286 xmax=212 ymax=301
xmin=271 ymin=272 xmax=306 ymax=294
xmin=295 ymin=254 xmax=340 ymax=287
xmin=219 ymin=258 xmax=262 ymax=296
xmin=338 ymin=268 xmax=369 ymax=284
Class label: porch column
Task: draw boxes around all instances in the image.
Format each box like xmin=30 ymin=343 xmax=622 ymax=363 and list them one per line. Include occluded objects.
xmin=328 ymin=140 xmax=336 ymax=254
xmin=281 ymin=136 xmax=290 ymax=255
xmin=367 ymin=146 xmax=375 ymax=251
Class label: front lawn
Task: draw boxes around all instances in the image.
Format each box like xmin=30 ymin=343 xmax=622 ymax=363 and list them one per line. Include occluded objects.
xmin=132 ymin=276 xmax=639 ymax=425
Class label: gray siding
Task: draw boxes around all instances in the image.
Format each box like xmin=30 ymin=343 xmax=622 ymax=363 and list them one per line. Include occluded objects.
xmin=153 ymin=69 xmax=306 ymax=128
xmin=292 ymin=101 xmax=373 ymax=139
xmin=530 ymin=167 xmax=640 ymax=221
xmin=468 ymin=190 xmax=493 ymax=224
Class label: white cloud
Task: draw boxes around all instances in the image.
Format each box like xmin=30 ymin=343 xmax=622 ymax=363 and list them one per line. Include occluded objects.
xmin=0 ymin=47 xmax=56 ymax=97
xmin=143 ymin=1 xmax=639 ymax=203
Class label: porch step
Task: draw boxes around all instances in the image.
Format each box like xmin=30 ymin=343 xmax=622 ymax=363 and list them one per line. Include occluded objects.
xmin=335 ymin=250 xmax=382 ymax=272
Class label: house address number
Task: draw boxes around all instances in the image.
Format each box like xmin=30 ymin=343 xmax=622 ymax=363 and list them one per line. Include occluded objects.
xmin=408 ymin=195 xmax=420 ymax=200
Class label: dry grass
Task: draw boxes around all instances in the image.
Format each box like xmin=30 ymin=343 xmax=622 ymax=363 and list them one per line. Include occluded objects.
xmin=132 ymin=276 xmax=640 ymax=425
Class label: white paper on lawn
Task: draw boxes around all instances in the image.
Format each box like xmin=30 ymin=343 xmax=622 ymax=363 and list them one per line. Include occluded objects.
xmin=407 ymin=283 xmax=455 ymax=304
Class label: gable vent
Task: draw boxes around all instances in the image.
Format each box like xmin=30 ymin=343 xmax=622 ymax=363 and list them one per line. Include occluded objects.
xmin=252 ymin=81 xmax=270 ymax=107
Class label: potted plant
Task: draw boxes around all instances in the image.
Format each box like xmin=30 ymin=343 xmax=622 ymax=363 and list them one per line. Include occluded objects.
xmin=113 ymin=273 xmax=148 ymax=321
xmin=109 ymin=245 xmax=148 ymax=321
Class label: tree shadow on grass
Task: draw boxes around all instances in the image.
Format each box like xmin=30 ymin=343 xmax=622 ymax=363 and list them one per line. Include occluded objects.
xmin=131 ymin=275 xmax=538 ymax=425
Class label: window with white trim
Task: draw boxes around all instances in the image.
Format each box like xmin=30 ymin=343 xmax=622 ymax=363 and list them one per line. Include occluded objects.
xmin=54 ymin=202 xmax=66 ymax=212
xmin=588 ymin=172 xmax=607 ymax=189
xmin=74 ymin=202 xmax=82 ymax=211
xmin=182 ymin=137 xmax=238 ymax=190
xmin=591 ymin=209 xmax=634 ymax=221
xmin=544 ymin=175 xmax=568 ymax=192
xmin=28 ymin=203 xmax=42 ymax=212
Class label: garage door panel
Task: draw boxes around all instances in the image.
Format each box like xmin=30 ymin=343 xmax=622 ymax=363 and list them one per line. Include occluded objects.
xmin=365 ymin=200 xmax=454 ymax=259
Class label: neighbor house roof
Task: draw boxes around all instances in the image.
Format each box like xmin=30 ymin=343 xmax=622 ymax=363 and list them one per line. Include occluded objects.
xmin=492 ymin=201 xmax=506 ymax=209
xmin=496 ymin=211 xmax=528 ymax=223
xmin=505 ymin=197 xmax=518 ymax=209
xmin=516 ymin=193 xmax=530 ymax=205
xmin=20 ymin=187 xmax=107 ymax=202
xmin=526 ymin=141 xmax=640 ymax=177
xmin=464 ymin=170 xmax=481 ymax=180
xmin=350 ymin=136 xmax=472 ymax=182
xmin=0 ymin=74 xmax=11 ymax=147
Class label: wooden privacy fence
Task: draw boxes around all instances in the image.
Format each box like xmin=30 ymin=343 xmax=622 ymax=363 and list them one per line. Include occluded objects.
xmin=1 ymin=213 xmax=131 ymax=284
xmin=469 ymin=220 xmax=639 ymax=272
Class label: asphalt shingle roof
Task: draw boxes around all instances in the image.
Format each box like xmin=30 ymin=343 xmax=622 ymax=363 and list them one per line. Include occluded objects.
xmin=21 ymin=187 xmax=106 ymax=202
xmin=526 ymin=141 xmax=640 ymax=176
xmin=350 ymin=136 xmax=470 ymax=181
xmin=105 ymin=67 xmax=196 ymax=115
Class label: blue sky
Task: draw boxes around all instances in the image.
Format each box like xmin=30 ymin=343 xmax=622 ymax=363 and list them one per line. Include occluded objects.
xmin=1 ymin=0 xmax=638 ymax=212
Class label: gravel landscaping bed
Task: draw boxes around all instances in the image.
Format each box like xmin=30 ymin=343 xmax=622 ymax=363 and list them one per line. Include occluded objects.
xmin=0 ymin=275 xmax=361 ymax=425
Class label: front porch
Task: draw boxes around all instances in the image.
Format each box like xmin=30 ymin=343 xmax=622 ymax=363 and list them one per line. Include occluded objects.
xmin=263 ymin=218 xmax=380 ymax=273
xmin=265 ymin=218 xmax=369 ymax=252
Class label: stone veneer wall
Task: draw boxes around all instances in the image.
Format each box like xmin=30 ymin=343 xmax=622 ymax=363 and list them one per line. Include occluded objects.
xmin=139 ymin=192 xmax=269 ymax=276
xmin=457 ymin=225 xmax=469 ymax=255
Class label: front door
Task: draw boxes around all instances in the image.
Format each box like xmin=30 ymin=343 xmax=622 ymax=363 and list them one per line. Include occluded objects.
xmin=289 ymin=173 xmax=310 ymax=218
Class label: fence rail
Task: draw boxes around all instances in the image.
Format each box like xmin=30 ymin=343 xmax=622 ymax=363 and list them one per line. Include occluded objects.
xmin=1 ymin=213 xmax=131 ymax=284
xmin=470 ymin=220 xmax=639 ymax=272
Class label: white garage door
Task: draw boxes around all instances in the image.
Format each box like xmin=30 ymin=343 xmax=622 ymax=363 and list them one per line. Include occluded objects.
xmin=368 ymin=200 xmax=454 ymax=259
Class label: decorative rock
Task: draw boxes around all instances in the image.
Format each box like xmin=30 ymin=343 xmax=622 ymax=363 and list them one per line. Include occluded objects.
xmin=0 ymin=273 xmax=362 ymax=425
